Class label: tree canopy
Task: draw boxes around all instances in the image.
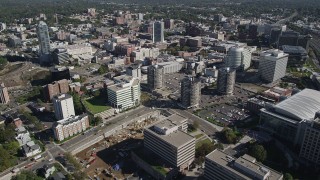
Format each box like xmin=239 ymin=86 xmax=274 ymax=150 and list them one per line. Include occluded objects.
xmin=248 ymin=144 xmax=267 ymax=162
xmin=0 ymin=57 xmax=8 ymax=71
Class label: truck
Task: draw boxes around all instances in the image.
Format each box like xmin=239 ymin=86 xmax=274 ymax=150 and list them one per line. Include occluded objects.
xmin=32 ymin=155 xmax=42 ymax=161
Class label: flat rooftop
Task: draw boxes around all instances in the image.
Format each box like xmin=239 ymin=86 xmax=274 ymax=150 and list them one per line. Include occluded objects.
xmin=53 ymin=93 xmax=72 ymax=101
xmin=282 ymin=45 xmax=307 ymax=54
xmin=146 ymin=127 xmax=194 ymax=148
xmin=206 ymin=149 xmax=283 ymax=180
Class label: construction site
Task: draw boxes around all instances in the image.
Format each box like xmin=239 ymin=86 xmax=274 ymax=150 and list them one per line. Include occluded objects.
xmin=75 ymin=117 xmax=158 ymax=180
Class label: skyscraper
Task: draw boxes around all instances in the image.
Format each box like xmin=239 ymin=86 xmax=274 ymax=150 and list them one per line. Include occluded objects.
xmin=37 ymin=21 xmax=51 ymax=64
xmin=152 ymin=21 xmax=164 ymax=43
xmin=180 ymin=76 xmax=201 ymax=108
xmin=0 ymin=83 xmax=10 ymax=104
xmin=53 ymin=94 xmax=75 ymax=120
xmin=217 ymin=67 xmax=236 ymax=96
xmin=147 ymin=64 xmax=164 ymax=90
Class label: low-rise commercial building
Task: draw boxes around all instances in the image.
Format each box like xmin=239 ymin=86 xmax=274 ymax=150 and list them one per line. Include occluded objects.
xmin=260 ymin=89 xmax=320 ymax=146
xmin=204 ymin=149 xmax=283 ymax=180
xmin=53 ymin=114 xmax=90 ymax=141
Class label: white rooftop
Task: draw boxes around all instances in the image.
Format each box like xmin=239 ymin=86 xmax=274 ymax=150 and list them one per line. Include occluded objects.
xmin=274 ymin=89 xmax=320 ymax=121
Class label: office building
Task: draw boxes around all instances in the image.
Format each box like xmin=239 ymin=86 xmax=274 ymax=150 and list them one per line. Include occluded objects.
xmin=52 ymin=48 xmax=70 ymax=65
xmin=0 ymin=23 xmax=6 ymax=32
xmin=204 ymin=149 xmax=283 ymax=180
xmin=282 ymin=45 xmax=307 ymax=66
xmin=8 ymin=36 xmax=22 ymax=47
xmin=299 ymin=118 xmax=320 ymax=165
xmin=147 ymin=64 xmax=164 ymax=90
xmin=278 ymin=31 xmax=312 ymax=50
xmin=144 ymin=114 xmax=195 ymax=169
xmin=50 ymin=66 xmax=71 ymax=81
xmin=270 ymin=28 xmax=282 ymax=45
xmin=0 ymin=83 xmax=10 ymax=104
xmin=217 ymin=67 xmax=236 ymax=96
xmin=224 ymin=46 xmax=254 ymax=70
xmin=260 ymin=89 xmax=320 ymax=146
xmin=52 ymin=94 xmax=75 ymax=120
xmin=107 ymin=77 xmax=140 ymax=111
xmin=185 ymin=22 xmax=205 ymax=37
xmin=138 ymin=13 xmax=144 ymax=20
xmin=180 ymin=76 xmax=201 ymax=108
xmin=180 ymin=36 xmax=202 ymax=48
xmin=153 ymin=21 xmax=164 ymax=43
xmin=53 ymin=114 xmax=89 ymax=141
xmin=37 ymin=21 xmax=51 ymax=64
xmin=126 ymin=64 xmax=141 ymax=79
xmin=87 ymin=8 xmax=96 ymax=16
xmin=43 ymin=79 xmax=69 ymax=102
xmin=157 ymin=61 xmax=184 ymax=74
xmin=164 ymin=19 xmax=174 ymax=29
xmin=258 ymin=49 xmax=288 ymax=83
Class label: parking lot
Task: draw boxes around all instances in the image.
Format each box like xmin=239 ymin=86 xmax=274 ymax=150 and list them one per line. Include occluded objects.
xmin=195 ymin=86 xmax=254 ymax=126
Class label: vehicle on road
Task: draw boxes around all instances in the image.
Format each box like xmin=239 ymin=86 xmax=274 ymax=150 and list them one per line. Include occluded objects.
xmin=32 ymin=155 xmax=42 ymax=161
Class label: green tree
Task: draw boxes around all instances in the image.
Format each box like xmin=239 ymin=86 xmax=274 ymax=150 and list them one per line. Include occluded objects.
xmin=91 ymin=116 xmax=103 ymax=126
xmin=284 ymin=173 xmax=293 ymax=180
xmin=248 ymin=144 xmax=267 ymax=162
xmin=221 ymin=128 xmax=238 ymax=144
xmin=0 ymin=146 xmax=14 ymax=172
xmin=12 ymin=170 xmax=42 ymax=180
xmin=0 ymin=56 xmax=8 ymax=70
xmin=3 ymin=141 xmax=19 ymax=155
xmin=70 ymin=93 xmax=84 ymax=115
xmin=196 ymin=142 xmax=214 ymax=157
xmin=98 ymin=65 xmax=108 ymax=75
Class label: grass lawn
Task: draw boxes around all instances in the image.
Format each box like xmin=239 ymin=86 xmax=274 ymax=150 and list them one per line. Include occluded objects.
xmin=83 ymin=96 xmax=111 ymax=114
xmin=196 ymin=138 xmax=212 ymax=149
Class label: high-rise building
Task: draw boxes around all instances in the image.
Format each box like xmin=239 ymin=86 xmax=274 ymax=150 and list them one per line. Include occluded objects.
xmin=0 ymin=83 xmax=10 ymax=104
xmin=138 ymin=13 xmax=144 ymax=20
xmin=258 ymin=49 xmax=288 ymax=83
xmin=37 ymin=21 xmax=51 ymax=64
xmin=152 ymin=21 xmax=164 ymax=43
xmin=224 ymin=46 xmax=254 ymax=70
xmin=126 ymin=64 xmax=141 ymax=79
xmin=52 ymin=94 xmax=75 ymax=120
xmin=43 ymin=79 xmax=69 ymax=102
xmin=217 ymin=67 xmax=236 ymax=96
xmin=164 ymin=19 xmax=174 ymax=29
xmin=180 ymin=76 xmax=201 ymax=108
xmin=147 ymin=65 xmax=164 ymax=90
xmin=144 ymin=113 xmax=195 ymax=169
xmin=204 ymin=149 xmax=283 ymax=180
xmin=107 ymin=77 xmax=140 ymax=111
xmin=53 ymin=114 xmax=90 ymax=141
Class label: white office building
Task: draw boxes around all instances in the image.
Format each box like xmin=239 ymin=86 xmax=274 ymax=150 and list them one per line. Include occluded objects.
xmin=107 ymin=77 xmax=140 ymax=111
xmin=144 ymin=113 xmax=195 ymax=169
xmin=53 ymin=94 xmax=75 ymax=120
xmin=258 ymin=49 xmax=288 ymax=83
